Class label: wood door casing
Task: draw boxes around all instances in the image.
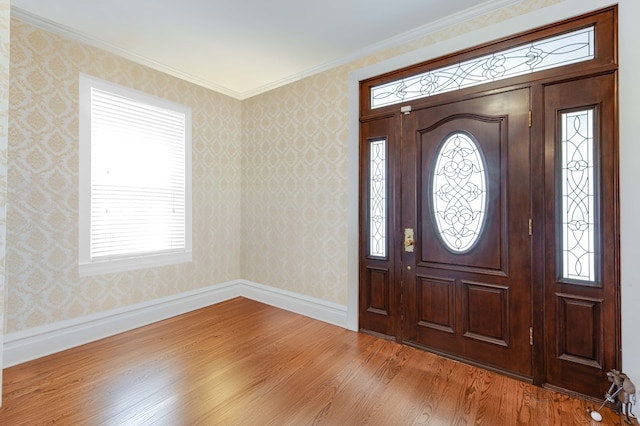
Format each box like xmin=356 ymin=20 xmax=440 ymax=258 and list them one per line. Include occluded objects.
xmin=401 ymin=89 xmax=533 ymax=378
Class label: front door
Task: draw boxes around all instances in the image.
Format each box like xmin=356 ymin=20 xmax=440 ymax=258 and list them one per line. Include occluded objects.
xmin=358 ymin=7 xmax=618 ymax=397
xmin=401 ymin=89 xmax=532 ymax=377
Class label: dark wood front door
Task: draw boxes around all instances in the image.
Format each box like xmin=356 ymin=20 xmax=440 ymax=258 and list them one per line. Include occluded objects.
xmin=358 ymin=7 xmax=619 ymax=399
xmin=401 ymin=89 xmax=532 ymax=377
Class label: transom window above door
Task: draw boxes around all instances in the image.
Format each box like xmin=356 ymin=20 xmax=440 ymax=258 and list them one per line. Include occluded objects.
xmin=370 ymin=26 xmax=594 ymax=109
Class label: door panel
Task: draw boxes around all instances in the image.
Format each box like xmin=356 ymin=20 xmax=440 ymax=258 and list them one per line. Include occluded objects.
xmin=417 ymin=118 xmax=505 ymax=273
xmin=543 ymin=74 xmax=618 ymax=398
xmin=358 ymin=115 xmax=401 ymax=338
xmin=402 ymin=89 xmax=532 ymax=377
xmin=416 ymin=275 xmax=455 ymax=334
xmin=463 ymin=281 xmax=510 ymax=346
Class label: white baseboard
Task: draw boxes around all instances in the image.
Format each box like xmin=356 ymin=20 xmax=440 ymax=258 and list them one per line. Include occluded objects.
xmin=236 ymin=280 xmax=348 ymax=328
xmin=3 ymin=280 xmax=348 ymax=368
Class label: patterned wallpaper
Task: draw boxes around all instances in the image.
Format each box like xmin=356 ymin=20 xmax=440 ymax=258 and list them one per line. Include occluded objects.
xmin=0 ymin=0 xmax=10 ymax=387
xmin=7 ymin=19 xmax=242 ymax=332
xmin=240 ymin=0 xmax=562 ymax=304
xmin=6 ymin=0 xmax=561 ymax=333
xmin=241 ymin=67 xmax=350 ymax=302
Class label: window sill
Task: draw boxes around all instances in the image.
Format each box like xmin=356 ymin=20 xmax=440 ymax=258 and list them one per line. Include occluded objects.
xmin=79 ymin=251 xmax=192 ymax=277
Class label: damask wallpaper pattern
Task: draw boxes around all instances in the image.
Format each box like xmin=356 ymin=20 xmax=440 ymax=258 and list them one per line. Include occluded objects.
xmin=7 ymin=19 xmax=242 ymax=332
xmin=7 ymin=0 xmax=560 ymax=334
xmin=241 ymin=68 xmax=350 ymax=303
xmin=1 ymin=0 xmax=10 ymax=390
xmin=240 ymin=0 xmax=562 ymax=303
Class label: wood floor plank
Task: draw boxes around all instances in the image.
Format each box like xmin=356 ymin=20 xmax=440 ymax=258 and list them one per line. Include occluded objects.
xmin=0 ymin=297 xmax=634 ymax=425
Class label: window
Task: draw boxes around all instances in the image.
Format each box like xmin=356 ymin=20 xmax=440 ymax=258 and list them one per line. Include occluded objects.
xmin=431 ymin=132 xmax=487 ymax=253
xmin=79 ymin=74 xmax=192 ymax=276
xmin=370 ymin=26 xmax=595 ymax=109
xmin=560 ymin=108 xmax=596 ymax=282
xmin=369 ymin=137 xmax=387 ymax=258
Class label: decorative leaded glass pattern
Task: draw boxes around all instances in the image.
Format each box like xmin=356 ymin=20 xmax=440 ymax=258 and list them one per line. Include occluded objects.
xmin=369 ymin=138 xmax=387 ymax=257
xmin=371 ymin=26 xmax=594 ymax=109
xmin=561 ymin=109 xmax=596 ymax=282
xmin=432 ymin=133 xmax=487 ymax=253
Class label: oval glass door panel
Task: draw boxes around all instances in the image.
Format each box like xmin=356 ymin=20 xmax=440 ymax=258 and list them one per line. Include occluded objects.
xmin=432 ymin=132 xmax=488 ymax=253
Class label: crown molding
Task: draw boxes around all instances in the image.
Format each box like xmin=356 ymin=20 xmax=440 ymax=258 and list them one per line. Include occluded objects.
xmin=12 ymin=0 xmax=527 ymax=100
xmin=10 ymin=6 xmax=244 ymax=99
xmin=239 ymin=0 xmax=525 ymax=99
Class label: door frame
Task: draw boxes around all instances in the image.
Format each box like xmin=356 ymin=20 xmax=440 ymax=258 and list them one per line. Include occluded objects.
xmin=353 ymin=6 xmax=619 ymax=396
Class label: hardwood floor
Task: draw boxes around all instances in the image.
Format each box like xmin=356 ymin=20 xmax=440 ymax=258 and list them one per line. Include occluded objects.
xmin=0 ymin=297 xmax=633 ymax=425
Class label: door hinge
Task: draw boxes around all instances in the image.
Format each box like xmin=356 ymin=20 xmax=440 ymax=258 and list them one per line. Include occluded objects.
xmin=528 ymin=110 xmax=532 ymax=127
xmin=530 ymin=327 xmax=534 ymax=345
xmin=528 ymin=218 xmax=532 ymax=236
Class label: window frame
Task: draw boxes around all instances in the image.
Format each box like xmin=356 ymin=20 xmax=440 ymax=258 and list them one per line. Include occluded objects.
xmin=78 ymin=73 xmax=192 ymax=276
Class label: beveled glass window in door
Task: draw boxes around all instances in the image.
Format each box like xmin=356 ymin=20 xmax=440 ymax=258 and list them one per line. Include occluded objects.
xmin=369 ymin=138 xmax=387 ymax=258
xmin=432 ymin=132 xmax=487 ymax=253
xmin=371 ymin=26 xmax=594 ymax=109
xmin=560 ymin=109 xmax=596 ymax=282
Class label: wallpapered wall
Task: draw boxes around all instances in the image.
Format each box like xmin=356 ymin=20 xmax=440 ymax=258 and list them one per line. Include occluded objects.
xmin=6 ymin=0 xmax=561 ymax=334
xmin=241 ymin=68 xmax=350 ymax=302
xmin=7 ymin=19 xmax=242 ymax=332
xmin=240 ymin=0 xmax=562 ymax=303
xmin=1 ymin=0 xmax=10 ymax=396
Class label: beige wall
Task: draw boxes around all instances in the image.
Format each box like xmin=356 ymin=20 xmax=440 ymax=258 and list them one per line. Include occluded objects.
xmin=241 ymin=68 xmax=349 ymax=302
xmin=0 ymin=0 xmax=10 ymax=404
xmin=7 ymin=19 xmax=242 ymax=332
xmin=241 ymin=0 xmax=562 ymax=304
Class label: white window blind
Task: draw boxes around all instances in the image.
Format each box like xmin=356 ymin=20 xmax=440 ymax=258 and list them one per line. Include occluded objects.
xmin=79 ymin=74 xmax=192 ymax=275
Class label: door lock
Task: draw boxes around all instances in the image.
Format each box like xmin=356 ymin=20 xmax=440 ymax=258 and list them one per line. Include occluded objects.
xmin=404 ymin=228 xmax=415 ymax=252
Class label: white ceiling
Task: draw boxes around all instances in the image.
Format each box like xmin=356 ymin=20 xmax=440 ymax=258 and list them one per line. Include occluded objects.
xmin=10 ymin=0 xmax=520 ymax=99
